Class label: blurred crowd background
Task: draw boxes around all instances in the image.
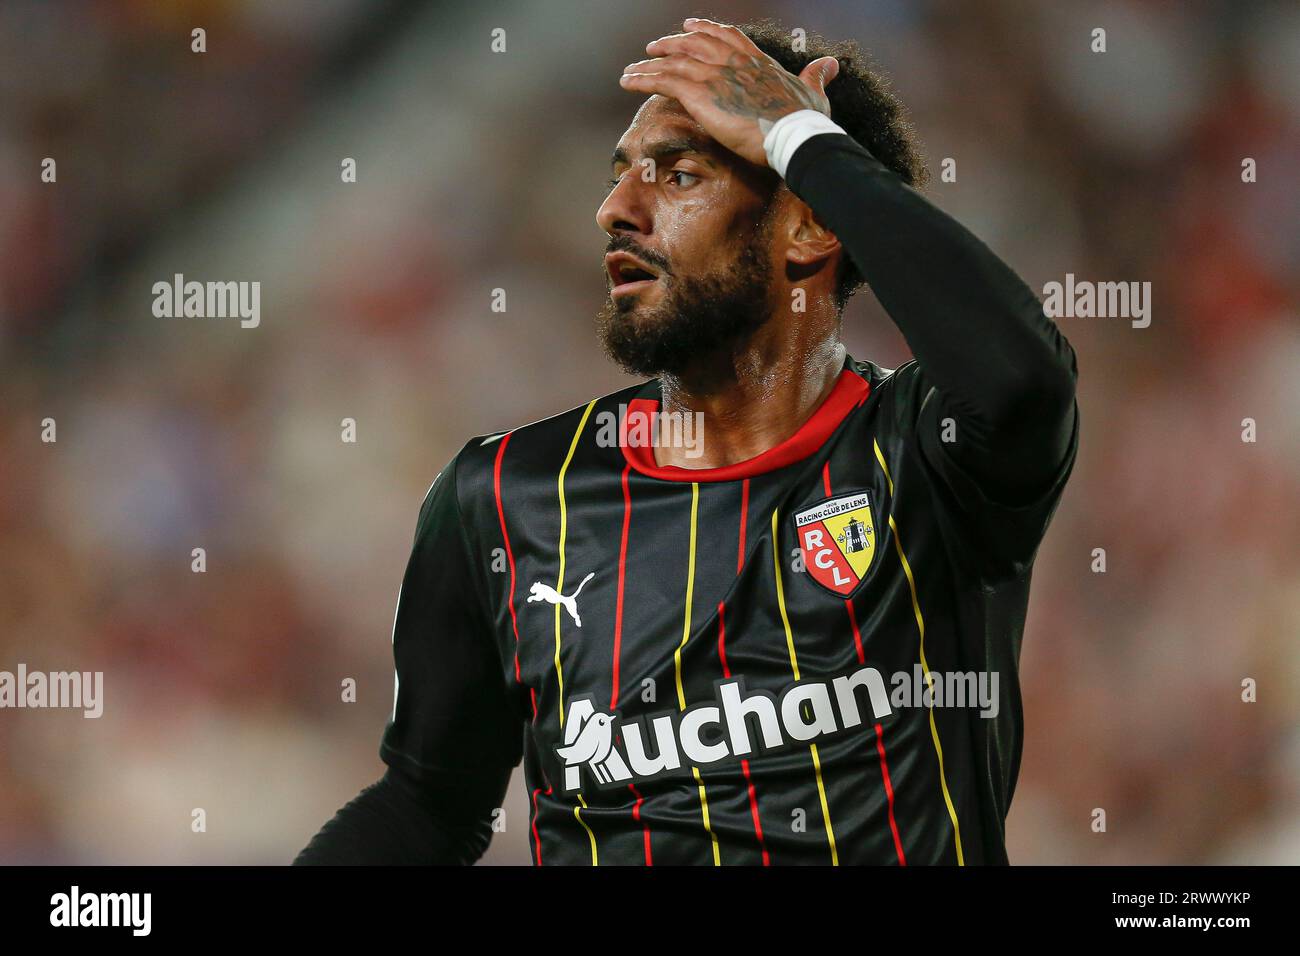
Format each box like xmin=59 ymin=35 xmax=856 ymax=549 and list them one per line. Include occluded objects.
xmin=1 ymin=0 xmax=1297 ymax=865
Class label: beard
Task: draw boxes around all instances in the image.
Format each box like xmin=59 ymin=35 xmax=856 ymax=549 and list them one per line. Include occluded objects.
xmin=597 ymin=221 xmax=776 ymax=378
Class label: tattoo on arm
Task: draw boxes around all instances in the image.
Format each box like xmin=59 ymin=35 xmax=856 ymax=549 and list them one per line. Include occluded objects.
xmin=708 ymin=53 xmax=828 ymax=124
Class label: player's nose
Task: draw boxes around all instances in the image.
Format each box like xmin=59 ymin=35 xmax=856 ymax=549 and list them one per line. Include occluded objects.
xmin=597 ymin=173 xmax=651 ymax=238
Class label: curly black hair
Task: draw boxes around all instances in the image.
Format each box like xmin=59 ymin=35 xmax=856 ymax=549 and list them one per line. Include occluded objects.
xmin=738 ymin=19 xmax=927 ymax=309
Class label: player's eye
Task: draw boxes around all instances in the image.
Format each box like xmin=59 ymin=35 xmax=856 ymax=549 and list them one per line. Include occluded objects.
xmin=668 ymin=169 xmax=699 ymax=188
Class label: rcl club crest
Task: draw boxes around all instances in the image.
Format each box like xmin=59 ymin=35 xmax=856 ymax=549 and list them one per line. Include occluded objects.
xmin=795 ymin=491 xmax=877 ymax=596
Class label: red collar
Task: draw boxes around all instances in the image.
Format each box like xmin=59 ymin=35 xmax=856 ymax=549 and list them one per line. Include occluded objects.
xmin=620 ymin=369 xmax=869 ymax=482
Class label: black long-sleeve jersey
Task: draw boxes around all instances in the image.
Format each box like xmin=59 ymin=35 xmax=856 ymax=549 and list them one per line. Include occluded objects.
xmin=297 ymin=130 xmax=1078 ymax=866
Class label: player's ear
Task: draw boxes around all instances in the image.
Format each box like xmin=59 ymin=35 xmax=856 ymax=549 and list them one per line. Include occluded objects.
xmin=782 ymin=197 xmax=841 ymax=268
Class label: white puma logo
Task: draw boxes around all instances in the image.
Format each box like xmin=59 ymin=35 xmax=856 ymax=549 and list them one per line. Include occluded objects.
xmin=527 ymin=572 xmax=595 ymax=627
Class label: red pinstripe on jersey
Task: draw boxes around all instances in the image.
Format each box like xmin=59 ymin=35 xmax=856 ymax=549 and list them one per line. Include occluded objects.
xmin=530 ymin=786 xmax=549 ymax=866
xmin=718 ymin=598 xmax=770 ymax=865
xmin=628 ymin=782 xmax=651 ymax=865
xmin=493 ymin=432 xmax=538 ymax=720
xmin=716 ymin=479 xmax=770 ymax=864
xmin=612 ymin=462 xmax=653 ymax=863
xmin=611 ymin=464 xmax=632 ymax=710
xmin=498 ymin=432 xmax=548 ymax=865
xmin=822 ymin=461 xmax=906 ymax=865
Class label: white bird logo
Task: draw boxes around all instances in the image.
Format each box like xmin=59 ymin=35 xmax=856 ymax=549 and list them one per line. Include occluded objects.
xmin=527 ymin=571 xmax=595 ymax=627
xmin=555 ymin=704 xmax=632 ymax=790
xmin=556 ymin=712 xmax=617 ymax=776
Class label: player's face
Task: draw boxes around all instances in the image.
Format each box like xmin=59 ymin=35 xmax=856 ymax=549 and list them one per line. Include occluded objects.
xmin=596 ymin=96 xmax=783 ymax=377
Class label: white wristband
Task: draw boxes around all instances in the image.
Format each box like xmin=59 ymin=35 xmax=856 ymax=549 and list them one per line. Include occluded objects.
xmin=762 ymin=109 xmax=847 ymax=179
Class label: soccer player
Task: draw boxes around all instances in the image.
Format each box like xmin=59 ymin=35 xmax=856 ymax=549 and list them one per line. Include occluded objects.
xmin=296 ymin=17 xmax=1078 ymax=866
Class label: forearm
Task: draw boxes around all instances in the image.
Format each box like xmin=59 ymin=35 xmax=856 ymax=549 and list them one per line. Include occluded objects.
xmin=294 ymin=763 xmax=510 ymax=866
xmin=777 ymin=120 xmax=1077 ymax=492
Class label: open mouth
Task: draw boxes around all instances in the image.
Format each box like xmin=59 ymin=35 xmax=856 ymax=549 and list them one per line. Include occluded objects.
xmin=606 ymin=252 xmax=662 ymax=297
